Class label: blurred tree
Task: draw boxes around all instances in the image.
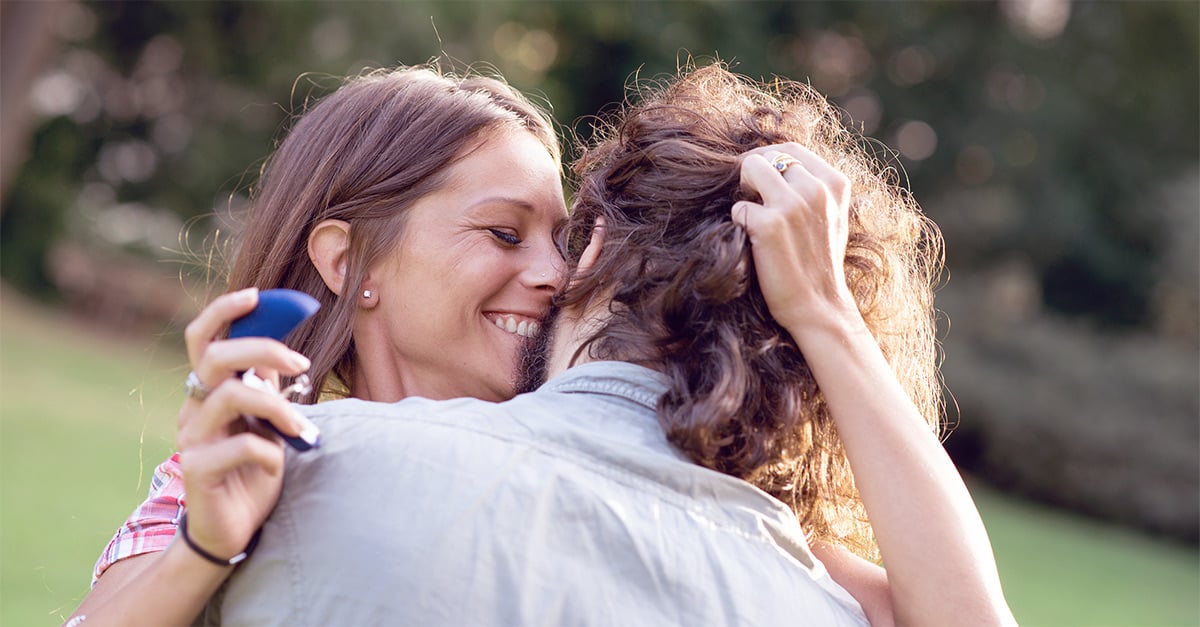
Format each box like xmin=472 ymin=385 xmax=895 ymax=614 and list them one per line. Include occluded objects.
xmin=0 ymin=0 xmax=65 ymax=213
xmin=6 ymin=0 xmax=1195 ymax=326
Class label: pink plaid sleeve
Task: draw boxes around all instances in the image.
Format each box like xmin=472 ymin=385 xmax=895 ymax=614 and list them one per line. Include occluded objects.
xmin=91 ymin=453 xmax=187 ymax=586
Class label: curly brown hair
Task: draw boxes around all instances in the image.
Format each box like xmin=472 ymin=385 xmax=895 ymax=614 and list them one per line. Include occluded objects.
xmin=562 ymin=63 xmax=944 ymax=559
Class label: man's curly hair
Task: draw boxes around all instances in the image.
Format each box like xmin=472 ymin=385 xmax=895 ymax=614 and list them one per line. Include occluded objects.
xmin=561 ymin=63 xmax=945 ymax=559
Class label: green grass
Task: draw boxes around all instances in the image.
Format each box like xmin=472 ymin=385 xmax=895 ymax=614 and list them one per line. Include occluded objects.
xmin=1 ymin=290 xmax=1197 ymax=626
xmin=974 ymin=479 xmax=1199 ymax=627
xmin=1 ymin=291 xmax=180 ymax=626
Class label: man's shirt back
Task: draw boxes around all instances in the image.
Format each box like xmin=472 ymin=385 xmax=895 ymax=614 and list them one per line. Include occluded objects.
xmin=210 ymin=361 xmax=868 ymax=626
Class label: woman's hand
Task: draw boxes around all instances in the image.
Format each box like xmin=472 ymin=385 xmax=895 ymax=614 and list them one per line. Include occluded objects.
xmin=730 ymin=143 xmax=860 ymax=335
xmin=176 ymin=287 xmax=316 ymax=561
xmin=66 ymin=289 xmax=321 ymax=626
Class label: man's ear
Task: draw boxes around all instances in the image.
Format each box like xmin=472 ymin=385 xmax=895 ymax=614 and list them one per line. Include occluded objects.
xmin=575 ymin=216 xmax=606 ymax=277
xmin=308 ymin=219 xmax=352 ymax=296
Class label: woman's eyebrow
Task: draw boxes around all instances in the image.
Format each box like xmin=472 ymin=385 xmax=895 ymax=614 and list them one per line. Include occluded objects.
xmin=466 ymin=196 xmax=537 ymax=213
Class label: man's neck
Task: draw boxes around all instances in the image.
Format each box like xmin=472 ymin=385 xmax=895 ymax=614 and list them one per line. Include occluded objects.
xmin=545 ymin=306 xmax=603 ymax=381
xmin=543 ymin=296 xmax=661 ymax=383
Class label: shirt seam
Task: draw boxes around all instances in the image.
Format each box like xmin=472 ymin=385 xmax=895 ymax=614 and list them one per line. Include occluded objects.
xmin=310 ymin=404 xmax=786 ymax=548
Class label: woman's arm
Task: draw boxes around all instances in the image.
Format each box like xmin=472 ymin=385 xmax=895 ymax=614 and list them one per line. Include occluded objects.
xmin=791 ymin=305 xmax=1012 ymax=626
xmin=65 ymin=289 xmax=316 ymax=626
xmin=67 ymin=546 xmax=233 ymax=626
xmin=734 ymin=145 xmax=1015 ymax=626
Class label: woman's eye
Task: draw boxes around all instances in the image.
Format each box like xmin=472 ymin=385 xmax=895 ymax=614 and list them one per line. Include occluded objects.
xmin=488 ymin=228 xmax=523 ymax=246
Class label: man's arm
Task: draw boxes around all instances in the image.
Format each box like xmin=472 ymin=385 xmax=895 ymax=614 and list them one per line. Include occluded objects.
xmin=810 ymin=541 xmax=894 ymax=627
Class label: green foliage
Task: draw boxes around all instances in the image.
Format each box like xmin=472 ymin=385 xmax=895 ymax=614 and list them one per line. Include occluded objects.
xmin=2 ymin=119 xmax=82 ymax=299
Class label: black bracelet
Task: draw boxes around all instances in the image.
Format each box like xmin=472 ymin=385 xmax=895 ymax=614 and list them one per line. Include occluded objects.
xmin=178 ymin=512 xmax=262 ymax=567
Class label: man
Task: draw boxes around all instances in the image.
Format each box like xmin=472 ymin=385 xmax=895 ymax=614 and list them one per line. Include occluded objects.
xmin=207 ymin=65 xmax=1012 ymax=627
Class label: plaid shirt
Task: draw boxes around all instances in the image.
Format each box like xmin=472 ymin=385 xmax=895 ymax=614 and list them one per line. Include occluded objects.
xmin=91 ymin=375 xmax=350 ymax=585
xmin=91 ymin=453 xmax=186 ymax=585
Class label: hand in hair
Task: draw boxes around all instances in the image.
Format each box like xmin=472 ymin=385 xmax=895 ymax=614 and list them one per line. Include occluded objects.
xmin=731 ymin=143 xmax=857 ymax=333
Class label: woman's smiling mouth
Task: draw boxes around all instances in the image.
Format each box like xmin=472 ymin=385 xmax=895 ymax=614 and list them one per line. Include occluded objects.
xmin=484 ymin=312 xmax=543 ymax=338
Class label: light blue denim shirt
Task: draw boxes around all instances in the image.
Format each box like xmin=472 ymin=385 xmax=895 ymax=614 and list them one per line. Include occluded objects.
xmin=213 ymin=361 xmax=868 ymax=626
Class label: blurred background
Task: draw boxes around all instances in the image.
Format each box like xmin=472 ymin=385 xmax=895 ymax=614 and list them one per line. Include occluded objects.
xmin=1 ymin=1 xmax=1196 ymax=625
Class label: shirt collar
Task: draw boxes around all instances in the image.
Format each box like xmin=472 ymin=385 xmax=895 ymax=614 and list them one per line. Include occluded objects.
xmin=536 ymin=361 xmax=668 ymax=410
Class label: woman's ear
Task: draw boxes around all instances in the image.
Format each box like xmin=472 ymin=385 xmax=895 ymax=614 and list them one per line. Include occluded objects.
xmin=308 ymin=219 xmax=352 ymax=296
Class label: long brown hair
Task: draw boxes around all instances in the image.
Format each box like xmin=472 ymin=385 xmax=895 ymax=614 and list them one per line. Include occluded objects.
xmin=223 ymin=66 xmax=559 ymax=402
xmin=564 ymin=64 xmax=944 ymax=558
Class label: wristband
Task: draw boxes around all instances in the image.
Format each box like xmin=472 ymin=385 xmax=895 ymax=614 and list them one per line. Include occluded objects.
xmin=179 ymin=512 xmax=262 ymax=567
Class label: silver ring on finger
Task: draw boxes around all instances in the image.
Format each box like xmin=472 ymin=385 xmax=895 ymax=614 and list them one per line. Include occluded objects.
xmin=184 ymin=371 xmax=212 ymax=402
xmin=771 ymin=153 xmax=801 ymax=174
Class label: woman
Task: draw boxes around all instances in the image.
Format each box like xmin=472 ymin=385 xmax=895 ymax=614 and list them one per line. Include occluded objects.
xmin=68 ymin=65 xmax=569 ymax=625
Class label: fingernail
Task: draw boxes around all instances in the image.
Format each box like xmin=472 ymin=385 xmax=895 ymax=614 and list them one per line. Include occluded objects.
xmin=235 ymin=287 xmax=258 ymax=303
xmin=289 ymin=352 xmax=312 ymax=371
xmin=293 ymin=410 xmax=321 ymax=448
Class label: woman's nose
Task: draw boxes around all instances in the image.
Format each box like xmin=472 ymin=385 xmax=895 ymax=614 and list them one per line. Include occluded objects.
xmin=523 ymin=245 xmax=567 ymax=292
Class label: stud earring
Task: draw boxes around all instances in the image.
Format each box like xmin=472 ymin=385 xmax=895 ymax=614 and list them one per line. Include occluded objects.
xmin=362 ymin=290 xmax=373 ymax=299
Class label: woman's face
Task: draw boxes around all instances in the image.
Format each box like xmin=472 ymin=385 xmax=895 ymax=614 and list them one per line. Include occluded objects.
xmin=360 ymin=130 xmax=568 ymax=402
